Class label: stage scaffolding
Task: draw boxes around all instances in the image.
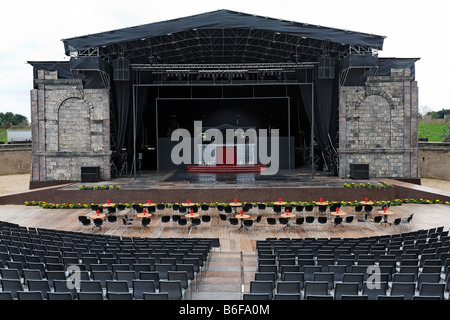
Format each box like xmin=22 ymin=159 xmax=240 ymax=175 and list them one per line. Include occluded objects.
xmin=127 ymin=62 xmax=317 ymax=179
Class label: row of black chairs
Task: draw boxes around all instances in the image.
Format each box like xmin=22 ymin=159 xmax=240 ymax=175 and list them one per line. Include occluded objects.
xmin=245 ymin=278 xmax=448 ymax=300
xmin=245 ymin=226 xmax=450 ymax=299
xmin=0 ymin=221 xmax=220 ymax=300
xmin=0 ymin=277 xmax=188 ymax=300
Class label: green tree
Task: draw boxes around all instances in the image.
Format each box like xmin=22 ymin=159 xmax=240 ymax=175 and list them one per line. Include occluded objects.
xmin=0 ymin=112 xmax=29 ymax=126
xmin=434 ymin=109 xmax=450 ymax=119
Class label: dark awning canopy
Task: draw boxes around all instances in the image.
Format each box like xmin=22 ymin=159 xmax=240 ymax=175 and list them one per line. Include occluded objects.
xmin=62 ymin=9 xmax=385 ymax=65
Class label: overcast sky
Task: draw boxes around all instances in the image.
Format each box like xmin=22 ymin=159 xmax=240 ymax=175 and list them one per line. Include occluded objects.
xmin=1 ymin=0 xmax=448 ymax=121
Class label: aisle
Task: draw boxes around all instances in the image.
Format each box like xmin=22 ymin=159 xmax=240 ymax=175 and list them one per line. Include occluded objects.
xmin=192 ymin=251 xmax=257 ymax=300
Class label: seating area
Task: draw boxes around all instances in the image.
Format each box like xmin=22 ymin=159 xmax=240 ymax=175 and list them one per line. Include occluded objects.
xmin=0 ymin=221 xmax=219 ymax=300
xmin=245 ymin=226 xmax=450 ymax=300
xmin=81 ymin=201 xmax=413 ymax=236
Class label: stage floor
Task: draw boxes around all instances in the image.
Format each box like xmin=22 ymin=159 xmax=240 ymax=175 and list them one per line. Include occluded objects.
xmin=66 ymin=168 xmax=377 ymax=191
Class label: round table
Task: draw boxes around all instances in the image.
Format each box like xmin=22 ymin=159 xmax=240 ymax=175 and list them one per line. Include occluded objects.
xmin=330 ymin=211 xmax=347 ymax=216
xmin=184 ymin=213 xmax=200 ymax=233
xmin=181 ymin=203 xmax=195 ymax=208
xmin=229 ymin=202 xmax=242 ymax=207
xmin=360 ymin=201 xmax=374 ymax=205
xmin=315 ymin=202 xmax=328 ymax=206
xmin=280 ymin=213 xmax=295 ymax=230
xmin=142 ymin=203 xmax=156 ymax=207
xmin=378 ymin=210 xmax=394 ymax=226
xmin=137 ymin=213 xmax=153 ymax=218
xmin=235 ymin=214 xmax=251 ymax=231
xmin=102 ymin=203 xmax=116 ymax=208
xmin=273 ymin=201 xmax=287 ymax=206
xmin=90 ymin=214 xmax=106 ymax=220
xmin=229 ymin=202 xmax=243 ymax=215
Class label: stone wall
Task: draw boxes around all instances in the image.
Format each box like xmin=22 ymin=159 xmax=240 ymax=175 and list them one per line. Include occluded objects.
xmin=419 ymin=142 xmax=450 ymax=179
xmin=339 ymin=68 xmax=419 ymax=179
xmin=0 ymin=144 xmax=31 ymax=175
xmin=30 ymin=70 xmax=111 ymax=182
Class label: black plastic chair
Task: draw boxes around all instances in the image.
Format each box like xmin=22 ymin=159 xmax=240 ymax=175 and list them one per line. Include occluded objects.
xmin=177 ymin=218 xmax=188 ymax=233
xmin=219 ymin=213 xmax=228 ymax=226
xmin=318 ymin=217 xmax=328 ymax=228
xmin=17 ymin=291 xmax=44 ymax=300
xmin=243 ymin=293 xmax=270 ymax=300
xmin=47 ymin=292 xmax=73 ymax=300
xmin=304 ymin=281 xmax=329 ymax=300
xmin=334 ymin=217 xmax=343 ymax=227
xmin=372 ymin=216 xmax=382 ymax=224
xmin=334 ymin=282 xmax=358 ymax=300
xmin=190 ymin=218 xmax=202 ymax=231
xmin=143 ymin=292 xmax=169 ymax=300
xmin=249 ymin=280 xmax=273 ymax=300
xmin=93 ymin=218 xmax=103 ymax=230
xmin=305 ymin=216 xmax=315 ymax=224
xmin=160 ymin=215 xmax=171 ymax=229
xmin=229 ymin=218 xmax=239 ymax=231
xmin=276 ymin=281 xmax=301 ymax=296
xmin=295 ymin=217 xmax=304 ymax=229
xmin=159 ymin=280 xmax=184 ymax=300
xmin=243 ymin=219 xmax=254 ymax=232
xmin=418 ymin=283 xmax=445 ymax=300
xmin=140 ymin=217 xmax=151 ymax=230
xmin=266 ymin=218 xmax=277 ymax=232
xmin=390 ymin=282 xmax=416 ymax=300
xmin=201 ymin=215 xmax=212 ymax=228
xmin=107 ymin=215 xmax=117 ymax=223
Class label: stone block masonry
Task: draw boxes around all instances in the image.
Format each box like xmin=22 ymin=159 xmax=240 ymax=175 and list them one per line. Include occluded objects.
xmin=338 ymin=67 xmax=419 ymax=179
xmin=30 ymin=70 xmax=111 ymax=183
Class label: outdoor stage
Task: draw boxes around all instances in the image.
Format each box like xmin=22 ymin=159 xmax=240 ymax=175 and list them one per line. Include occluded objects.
xmin=1 ymin=168 xmax=450 ymax=207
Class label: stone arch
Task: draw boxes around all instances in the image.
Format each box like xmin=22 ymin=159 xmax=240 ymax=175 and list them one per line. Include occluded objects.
xmin=57 ymin=95 xmax=94 ymax=152
xmin=355 ymin=87 xmax=396 ymax=110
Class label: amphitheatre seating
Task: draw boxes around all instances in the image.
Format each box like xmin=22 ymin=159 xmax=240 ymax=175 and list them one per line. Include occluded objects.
xmin=0 ymin=220 xmax=219 ymax=300
xmin=250 ymin=227 xmax=450 ymax=300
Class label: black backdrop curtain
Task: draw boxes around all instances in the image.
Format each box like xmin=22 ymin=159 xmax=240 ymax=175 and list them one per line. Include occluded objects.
xmin=112 ymin=80 xmax=132 ymax=171
xmin=299 ymin=65 xmax=338 ymax=175
xmin=112 ymin=71 xmax=153 ymax=175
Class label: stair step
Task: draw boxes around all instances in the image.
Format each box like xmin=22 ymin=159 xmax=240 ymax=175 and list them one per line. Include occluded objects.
xmin=192 ymin=250 xmax=257 ymax=300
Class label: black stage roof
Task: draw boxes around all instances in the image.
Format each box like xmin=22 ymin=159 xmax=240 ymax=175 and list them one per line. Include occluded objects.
xmin=62 ymin=9 xmax=385 ymax=65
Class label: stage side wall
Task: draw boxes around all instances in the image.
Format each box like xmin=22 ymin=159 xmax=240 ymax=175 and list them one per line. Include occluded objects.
xmin=339 ymin=67 xmax=419 ymax=179
xmin=30 ymin=70 xmax=111 ymax=183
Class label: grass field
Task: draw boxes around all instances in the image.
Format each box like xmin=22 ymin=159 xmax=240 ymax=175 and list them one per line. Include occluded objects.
xmin=419 ymin=122 xmax=449 ymax=142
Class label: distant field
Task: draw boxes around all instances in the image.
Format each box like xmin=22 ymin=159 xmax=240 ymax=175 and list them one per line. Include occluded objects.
xmin=418 ymin=123 xmax=449 ymax=142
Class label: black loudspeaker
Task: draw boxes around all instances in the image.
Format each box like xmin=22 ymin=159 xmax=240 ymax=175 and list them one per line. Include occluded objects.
xmin=350 ymin=164 xmax=369 ymax=180
xmin=318 ymin=56 xmax=335 ymax=79
xmin=81 ymin=167 xmax=100 ymax=182
xmin=113 ymin=58 xmax=130 ymax=81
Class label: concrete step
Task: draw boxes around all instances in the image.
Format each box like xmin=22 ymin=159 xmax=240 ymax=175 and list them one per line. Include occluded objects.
xmin=190 ymin=250 xmax=257 ymax=300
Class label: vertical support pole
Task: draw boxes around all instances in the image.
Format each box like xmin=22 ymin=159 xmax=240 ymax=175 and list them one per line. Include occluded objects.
xmin=287 ymin=95 xmax=291 ymax=170
xmin=132 ymin=83 xmax=137 ymax=178
xmin=311 ymin=83 xmax=315 ymax=178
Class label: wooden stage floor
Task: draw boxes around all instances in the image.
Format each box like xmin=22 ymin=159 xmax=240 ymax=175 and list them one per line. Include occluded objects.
xmin=0 ymin=203 xmax=449 ymax=252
